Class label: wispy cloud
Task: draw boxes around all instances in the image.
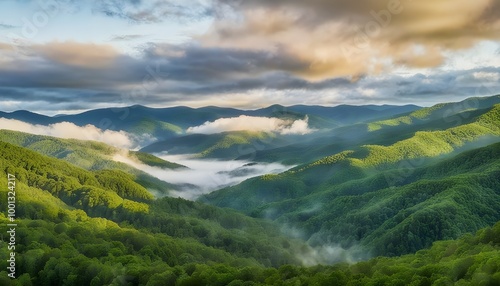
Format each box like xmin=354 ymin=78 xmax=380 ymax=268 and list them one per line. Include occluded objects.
xmin=0 ymin=118 xmax=134 ymax=149
xmin=0 ymin=22 xmax=17 ymax=29
xmin=187 ymin=115 xmax=315 ymax=135
xmin=93 ymin=0 xmax=212 ymax=23
xmin=109 ymin=34 xmax=146 ymax=41
xmin=113 ymin=153 xmax=292 ymax=200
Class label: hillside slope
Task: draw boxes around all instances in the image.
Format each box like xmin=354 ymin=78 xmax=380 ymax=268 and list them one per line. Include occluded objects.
xmin=1 ymin=144 xmax=498 ymax=285
xmin=0 ymin=141 xmax=313 ymax=284
xmin=1 ymin=104 xmax=420 ymax=141
xmin=0 ymin=130 xmax=188 ymax=196
xmin=246 ymin=95 xmax=500 ymax=164
xmin=140 ymin=131 xmax=290 ymax=159
xmin=203 ymin=104 xmax=500 ymax=256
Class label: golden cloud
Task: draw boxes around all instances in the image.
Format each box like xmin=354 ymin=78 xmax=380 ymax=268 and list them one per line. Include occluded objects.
xmin=0 ymin=42 xmax=15 ymax=51
xmin=204 ymin=0 xmax=500 ymax=79
xmin=33 ymin=41 xmax=119 ymax=69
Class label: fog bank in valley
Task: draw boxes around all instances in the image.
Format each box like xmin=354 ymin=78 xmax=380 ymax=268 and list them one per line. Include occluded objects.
xmin=114 ymin=153 xmax=293 ymax=200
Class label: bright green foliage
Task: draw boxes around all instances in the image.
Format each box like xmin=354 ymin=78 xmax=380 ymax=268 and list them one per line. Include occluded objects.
xmin=0 ymin=95 xmax=499 ymax=285
xmin=0 ymin=141 xmax=316 ymax=285
xmin=75 ymin=186 xmax=124 ymax=209
xmin=300 ymin=151 xmax=354 ymax=169
xmin=0 ymin=130 xmax=181 ymax=171
xmin=208 ymin=142 xmax=500 ymax=256
xmin=128 ymin=118 xmax=183 ymax=136
xmin=368 ymin=116 xmax=413 ymax=131
xmin=411 ymin=103 xmax=448 ymax=119
xmin=0 ymin=142 xmax=148 ymax=217
xmin=368 ymin=95 xmax=500 ymax=131
xmin=141 ymin=131 xmax=284 ymax=159
xmin=249 ymin=95 xmax=500 ymax=165
xmin=0 ymin=130 xmax=178 ymax=195
xmin=121 ymin=199 xmax=150 ymax=214
xmin=203 ymin=104 xmax=500 ymax=257
xmin=1 ymin=190 xmax=499 ymax=286
xmin=95 ymin=169 xmax=154 ymax=201
xmin=129 ymin=151 xmax=186 ymax=169
xmin=356 ymin=104 xmax=500 ymax=167
xmin=199 ymin=131 xmax=272 ymax=158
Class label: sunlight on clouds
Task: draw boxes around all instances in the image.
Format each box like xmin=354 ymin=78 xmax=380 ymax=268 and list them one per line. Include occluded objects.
xmin=473 ymin=71 xmax=500 ymax=82
xmin=187 ymin=115 xmax=315 ymax=135
xmin=205 ymin=0 xmax=500 ymax=78
xmin=33 ymin=41 xmax=118 ymax=68
xmin=0 ymin=118 xmax=134 ymax=148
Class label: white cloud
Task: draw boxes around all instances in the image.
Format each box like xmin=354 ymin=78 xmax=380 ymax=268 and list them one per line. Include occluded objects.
xmin=187 ymin=115 xmax=315 ymax=135
xmin=0 ymin=118 xmax=134 ymax=149
xmin=113 ymin=153 xmax=292 ymax=200
xmin=473 ymin=71 xmax=500 ymax=82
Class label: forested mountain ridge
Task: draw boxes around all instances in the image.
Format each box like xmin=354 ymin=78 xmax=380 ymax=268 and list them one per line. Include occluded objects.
xmin=204 ymin=103 xmax=500 ymax=211
xmin=202 ymin=103 xmax=500 ymax=257
xmin=367 ymin=94 xmax=500 ymax=132
xmin=140 ymin=131 xmax=288 ymax=159
xmin=0 ymin=130 xmax=186 ymax=196
xmin=0 ymin=95 xmax=499 ymax=285
xmin=1 ymin=132 xmax=499 ymax=285
xmin=0 ymin=141 xmax=319 ymax=284
xmin=1 ymin=103 xmax=421 ymax=140
xmin=0 ymin=130 xmax=184 ymax=170
xmin=241 ymin=95 xmax=500 ymax=165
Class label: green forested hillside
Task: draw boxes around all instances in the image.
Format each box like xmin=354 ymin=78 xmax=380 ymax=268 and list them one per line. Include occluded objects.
xmin=128 ymin=151 xmax=185 ymax=169
xmin=246 ymin=95 xmax=500 ymax=165
xmin=0 ymin=130 xmax=184 ymax=171
xmin=203 ymin=104 xmax=500 ymax=256
xmin=0 ymin=141 xmax=314 ymax=284
xmin=141 ymin=131 xmax=288 ymax=159
xmin=367 ymin=95 xmax=500 ymax=132
xmin=126 ymin=118 xmax=183 ymax=139
xmin=0 ymin=130 xmax=185 ymax=196
xmin=0 ymin=96 xmax=499 ymax=285
xmin=1 ymin=134 xmax=499 ymax=285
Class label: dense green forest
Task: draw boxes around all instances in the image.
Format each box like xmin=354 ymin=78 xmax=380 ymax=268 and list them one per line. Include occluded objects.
xmin=0 ymin=95 xmax=499 ymax=284
xmin=0 ymin=141 xmax=311 ymax=284
xmin=203 ymin=103 xmax=500 ymax=257
xmin=0 ymin=130 xmax=185 ymax=171
xmin=140 ymin=131 xmax=286 ymax=159
xmin=0 ymin=130 xmax=184 ymax=196
xmin=1 ymin=140 xmax=500 ymax=285
xmin=244 ymin=95 xmax=500 ymax=165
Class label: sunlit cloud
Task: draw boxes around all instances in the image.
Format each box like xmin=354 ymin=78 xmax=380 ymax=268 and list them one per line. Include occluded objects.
xmin=203 ymin=0 xmax=500 ymax=78
xmin=0 ymin=1 xmax=499 ymax=113
xmin=0 ymin=118 xmax=134 ymax=148
xmin=187 ymin=115 xmax=315 ymax=135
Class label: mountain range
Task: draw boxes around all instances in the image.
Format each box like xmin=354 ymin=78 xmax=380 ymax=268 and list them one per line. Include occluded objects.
xmin=0 ymin=94 xmax=499 ymax=285
xmin=0 ymin=104 xmax=420 ymax=140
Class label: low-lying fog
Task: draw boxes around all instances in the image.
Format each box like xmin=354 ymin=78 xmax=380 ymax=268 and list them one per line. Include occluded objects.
xmin=114 ymin=153 xmax=293 ymax=200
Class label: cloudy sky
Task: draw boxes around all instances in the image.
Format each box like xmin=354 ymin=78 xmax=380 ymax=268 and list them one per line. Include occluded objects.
xmin=0 ymin=0 xmax=499 ymax=115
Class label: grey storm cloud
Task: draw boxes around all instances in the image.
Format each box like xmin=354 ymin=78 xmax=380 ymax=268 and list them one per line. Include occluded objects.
xmin=163 ymin=74 xmax=355 ymax=95
xmin=394 ymin=68 xmax=500 ymax=97
xmin=0 ymin=38 xmax=499 ymax=111
xmin=0 ymin=41 xmax=330 ymax=90
xmin=203 ymin=0 xmax=500 ymax=78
